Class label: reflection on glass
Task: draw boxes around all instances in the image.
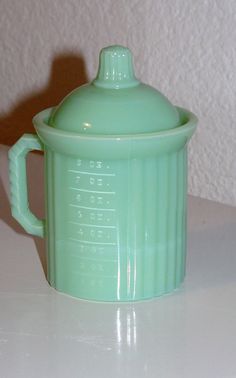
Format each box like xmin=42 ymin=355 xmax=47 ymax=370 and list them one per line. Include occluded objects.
xmin=82 ymin=122 xmax=92 ymax=131
xmin=116 ymin=307 xmax=137 ymax=354
xmin=116 ymin=229 xmax=121 ymax=300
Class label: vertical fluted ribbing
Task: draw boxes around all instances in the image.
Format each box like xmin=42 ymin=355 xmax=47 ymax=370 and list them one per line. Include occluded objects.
xmin=124 ymin=148 xmax=187 ymax=300
xmin=181 ymin=147 xmax=188 ymax=280
xmin=159 ymin=154 xmax=172 ymax=294
xmin=175 ymin=148 xmax=184 ymax=286
xmin=116 ymin=159 xmax=129 ymax=300
xmin=126 ymin=158 xmax=144 ymax=300
xmin=45 ymin=148 xmax=55 ymax=286
xmin=45 ymin=148 xmax=188 ymax=300
xmin=53 ymin=151 xmax=65 ymax=289
xmin=133 ymin=159 xmax=145 ymax=299
xmin=143 ymin=157 xmax=159 ymax=298
xmin=166 ymin=152 xmax=178 ymax=291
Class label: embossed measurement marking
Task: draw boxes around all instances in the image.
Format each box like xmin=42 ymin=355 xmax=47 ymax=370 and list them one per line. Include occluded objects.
xmin=68 ymin=169 xmax=115 ymax=177
xmin=68 ymin=162 xmax=117 ymax=254
xmin=69 ymin=204 xmax=116 ymax=211
xmin=69 ymin=187 xmax=116 ymax=194
xmin=69 ymin=237 xmax=116 ymax=246
xmin=70 ymin=255 xmax=117 ymax=262
xmin=69 ymin=221 xmax=116 ymax=229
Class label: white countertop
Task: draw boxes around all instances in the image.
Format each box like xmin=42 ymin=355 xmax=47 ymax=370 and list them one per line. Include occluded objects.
xmin=0 ymin=144 xmax=236 ymax=378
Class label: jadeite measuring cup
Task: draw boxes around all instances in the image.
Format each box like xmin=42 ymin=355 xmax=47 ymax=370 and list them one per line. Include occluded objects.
xmin=9 ymin=45 xmax=197 ymax=301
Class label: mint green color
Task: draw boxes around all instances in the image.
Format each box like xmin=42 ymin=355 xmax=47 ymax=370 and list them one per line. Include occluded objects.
xmin=49 ymin=45 xmax=180 ymax=134
xmin=8 ymin=45 xmax=197 ymax=301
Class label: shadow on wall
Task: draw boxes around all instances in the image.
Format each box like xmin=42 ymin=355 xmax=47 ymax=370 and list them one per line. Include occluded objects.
xmin=0 ymin=53 xmax=88 ymax=145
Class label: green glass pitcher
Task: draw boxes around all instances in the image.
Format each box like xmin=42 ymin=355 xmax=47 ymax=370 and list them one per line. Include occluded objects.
xmin=9 ymin=45 xmax=197 ymax=301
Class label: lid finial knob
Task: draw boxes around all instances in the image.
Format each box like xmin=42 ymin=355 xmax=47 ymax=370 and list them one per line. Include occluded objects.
xmin=93 ymin=45 xmax=140 ymax=89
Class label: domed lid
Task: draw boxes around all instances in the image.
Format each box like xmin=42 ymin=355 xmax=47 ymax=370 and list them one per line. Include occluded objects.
xmin=49 ymin=45 xmax=180 ymax=134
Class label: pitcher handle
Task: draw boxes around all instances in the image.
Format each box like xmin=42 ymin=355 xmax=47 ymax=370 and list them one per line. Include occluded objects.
xmin=8 ymin=134 xmax=44 ymax=238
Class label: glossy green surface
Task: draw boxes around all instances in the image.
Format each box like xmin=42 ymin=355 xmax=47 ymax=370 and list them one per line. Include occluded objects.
xmin=8 ymin=134 xmax=44 ymax=238
xmin=49 ymin=46 xmax=180 ymax=134
xmin=8 ymin=45 xmax=197 ymax=301
xmin=9 ymin=107 xmax=197 ymax=301
xmin=44 ymin=148 xmax=187 ymax=301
